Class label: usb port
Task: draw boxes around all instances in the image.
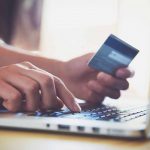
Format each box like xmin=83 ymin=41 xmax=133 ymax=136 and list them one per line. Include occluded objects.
xmin=77 ymin=126 xmax=85 ymax=131
xmin=92 ymin=127 xmax=99 ymax=133
xmin=46 ymin=123 xmax=50 ymax=128
xmin=58 ymin=124 xmax=70 ymax=130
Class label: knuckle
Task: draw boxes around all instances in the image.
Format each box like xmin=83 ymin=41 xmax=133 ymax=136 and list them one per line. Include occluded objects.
xmin=22 ymin=61 xmax=32 ymax=66
xmin=41 ymin=75 xmax=54 ymax=87
xmin=54 ymin=77 xmax=65 ymax=88
xmin=19 ymin=61 xmax=35 ymax=69
xmin=25 ymin=81 xmax=40 ymax=93
xmin=54 ymin=76 xmax=63 ymax=84
xmin=97 ymin=73 xmax=105 ymax=81
xmin=98 ymin=73 xmax=115 ymax=85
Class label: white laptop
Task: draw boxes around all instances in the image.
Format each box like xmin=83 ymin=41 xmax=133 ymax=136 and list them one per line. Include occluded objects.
xmin=0 ymin=93 xmax=150 ymax=139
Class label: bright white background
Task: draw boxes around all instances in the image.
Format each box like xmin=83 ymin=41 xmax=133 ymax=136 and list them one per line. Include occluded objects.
xmin=40 ymin=0 xmax=150 ymax=100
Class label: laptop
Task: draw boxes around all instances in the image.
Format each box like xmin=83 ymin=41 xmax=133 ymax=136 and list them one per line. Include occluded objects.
xmin=0 ymin=96 xmax=150 ymax=139
xmin=0 ymin=34 xmax=150 ymax=139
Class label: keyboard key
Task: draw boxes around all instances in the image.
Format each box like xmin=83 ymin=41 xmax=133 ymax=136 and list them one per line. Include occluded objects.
xmin=26 ymin=104 xmax=149 ymax=122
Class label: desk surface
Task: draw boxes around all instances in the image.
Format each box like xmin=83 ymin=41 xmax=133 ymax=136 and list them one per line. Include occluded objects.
xmin=0 ymin=129 xmax=150 ymax=150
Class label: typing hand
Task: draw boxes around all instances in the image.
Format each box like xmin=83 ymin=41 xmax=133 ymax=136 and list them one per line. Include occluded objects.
xmin=0 ymin=62 xmax=81 ymax=112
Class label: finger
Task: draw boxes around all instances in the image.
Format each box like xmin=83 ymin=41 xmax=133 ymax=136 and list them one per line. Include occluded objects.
xmin=15 ymin=63 xmax=80 ymax=111
xmin=97 ymin=72 xmax=129 ymax=90
xmin=19 ymin=68 xmax=63 ymax=110
xmin=0 ymin=81 xmax=22 ymax=112
xmin=85 ymin=89 xmax=105 ymax=104
xmin=16 ymin=61 xmax=39 ymax=70
xmin=12 ymin=63 xmax=55 ymax=110
xmin=4 ymin=73 xmax=41 ymax=111
xmin=54 ymin=77 xmax=81 ymax=112
xmin=56 ymin=97 xmax=64 ymax=108
xmin=88 ymin=80 xmax=121 ymax=99
xmin=115 ymin=67 xmax=135 ymax=79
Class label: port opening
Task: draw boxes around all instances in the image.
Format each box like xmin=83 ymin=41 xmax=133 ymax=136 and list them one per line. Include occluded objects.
xmin=77 ymin=126 xmax=85 ymax=132
xmin=92 ymin=127 xmax=100 ymax=133
xmin=46 ymin=123 xmax=50 ymax=128
xmin=58 ymin=124 xmax=70 ymax=130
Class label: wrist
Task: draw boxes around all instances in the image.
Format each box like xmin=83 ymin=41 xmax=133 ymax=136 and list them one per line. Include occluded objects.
xmin=52 ymin=60 xmax=67 ymax=80
xmin=38 ymin=56 xmax=67 ymax=80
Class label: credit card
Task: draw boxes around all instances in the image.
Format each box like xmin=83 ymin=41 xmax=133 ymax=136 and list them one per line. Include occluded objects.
xmin=88 ymin=34 xmax=139 ymax=75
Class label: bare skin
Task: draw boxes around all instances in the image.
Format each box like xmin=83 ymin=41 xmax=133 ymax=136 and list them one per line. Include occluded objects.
xmin=0 ymin=62 xmax=81 ymax=112
xmin=0 ymin=43 xmax=134 ymax=112
xmin=61 ymin=53 xmax=133 ymax=104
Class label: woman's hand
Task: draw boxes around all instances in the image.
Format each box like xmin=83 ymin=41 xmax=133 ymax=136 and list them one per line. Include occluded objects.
xmin=0 ymin=62 xmax=81 ymax=112
xmin=60 ymin=53 xmax=134 ymax=104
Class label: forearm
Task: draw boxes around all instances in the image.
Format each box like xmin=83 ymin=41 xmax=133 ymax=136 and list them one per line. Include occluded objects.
xmin=0 ymin=42 xmax=65 ymax=78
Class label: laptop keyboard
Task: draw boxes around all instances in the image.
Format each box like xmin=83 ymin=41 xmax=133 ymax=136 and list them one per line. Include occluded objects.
xmin=27 ymin=104 xmax=150 ymax=122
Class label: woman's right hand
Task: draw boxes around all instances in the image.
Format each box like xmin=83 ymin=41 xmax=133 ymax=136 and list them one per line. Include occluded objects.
xmin=0 ymin=62 xmax=81 ymax=112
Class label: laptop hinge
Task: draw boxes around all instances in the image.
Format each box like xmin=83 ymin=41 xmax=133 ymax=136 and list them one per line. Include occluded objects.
xmin=144 ymin=102 xmax=150 ymax=138
xmin=145 ymin=127 xmax=150 ymax=138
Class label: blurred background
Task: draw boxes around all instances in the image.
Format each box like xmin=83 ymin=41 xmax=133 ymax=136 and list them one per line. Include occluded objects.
xmin=0 ymin=0 xmax=150 ymax=101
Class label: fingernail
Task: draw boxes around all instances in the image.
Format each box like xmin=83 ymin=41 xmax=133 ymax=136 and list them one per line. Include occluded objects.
xmin=129 ymin=70 xmax=135 ymax=78
xmin=73 ymin=102 xmax=81 ymax=112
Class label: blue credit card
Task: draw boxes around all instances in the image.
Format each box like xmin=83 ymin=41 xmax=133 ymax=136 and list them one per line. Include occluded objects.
xmin=88 ymin=34 xmax=139 ymax=75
